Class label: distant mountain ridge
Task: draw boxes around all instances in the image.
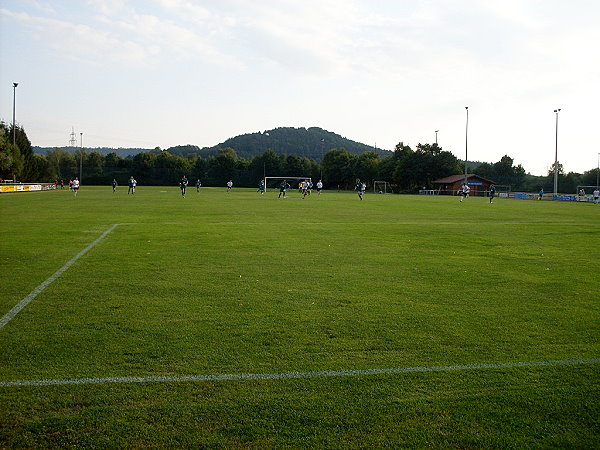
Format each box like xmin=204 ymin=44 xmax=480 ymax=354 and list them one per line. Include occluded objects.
xmin=33 ymin=147 xmax=151 ymax=158
xmin=34 ymin=127 xmax=390 ymax=161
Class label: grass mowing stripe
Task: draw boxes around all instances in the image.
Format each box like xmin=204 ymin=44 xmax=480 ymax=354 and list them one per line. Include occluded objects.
xmin=1 ymin=359 xmax=598 ymax=387
xmin=0 ymin=223 xmax=120 ymax=330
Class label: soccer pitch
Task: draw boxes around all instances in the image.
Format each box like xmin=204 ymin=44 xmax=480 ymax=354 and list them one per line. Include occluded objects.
xmin=1 ymin=187 xmax=599 ymax=447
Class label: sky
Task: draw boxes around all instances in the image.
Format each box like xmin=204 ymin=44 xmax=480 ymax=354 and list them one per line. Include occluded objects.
xmin=1 ymin=0 xmax=599 ymax=176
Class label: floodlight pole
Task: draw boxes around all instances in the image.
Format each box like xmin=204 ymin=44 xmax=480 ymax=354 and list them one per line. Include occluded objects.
xmin=79 ymin=132 xmax=83 ymax=182
xmin=435 ymin=130 xmax=439 ymax=145
xmin=464 ymin=107 xmax=468 ymax=184
xmin=553 ymin=108 xmax=561 ymax=196
xmin=12 ymin=82 xmax=18 ymax=145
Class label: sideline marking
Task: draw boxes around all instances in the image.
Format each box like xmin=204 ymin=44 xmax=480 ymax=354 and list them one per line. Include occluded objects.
xmin=0 ymin=221 xmax=182 ymax=330
xmin=208 ymin=221 xmax=597 ymax=226
xmin=0 ymin=223 xmax=120 ymax=330
xmin=1 ymin=359 xmax=598 ymax=388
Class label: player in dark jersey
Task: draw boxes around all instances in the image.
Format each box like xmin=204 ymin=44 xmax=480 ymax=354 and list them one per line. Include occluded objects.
xmin=278 ymin=180 xmax=290 ymax=198
xmin=180 ymin=175 xmax=188 ymax=198
xmin=489 ymin=184 xmax=496 ymax=203
xmin=355 ymin=178 xmax=365 ymax=200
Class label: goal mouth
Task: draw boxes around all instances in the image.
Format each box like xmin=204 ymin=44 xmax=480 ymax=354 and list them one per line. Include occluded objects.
xmin=373 ymin=181 xmax=393 ymax=194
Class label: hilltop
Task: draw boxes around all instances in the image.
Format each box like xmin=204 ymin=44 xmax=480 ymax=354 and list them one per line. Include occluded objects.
xmin=34 ymin=127 xmax=390 ymax=161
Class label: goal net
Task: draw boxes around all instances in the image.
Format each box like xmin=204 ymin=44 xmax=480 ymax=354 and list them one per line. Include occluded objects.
xmin=264 ymin=177 xmax=312 ymax=192
xmin=373 ymin=180 xmax=393 ymax=194
xmin=576 ymin=185 xmax=599 ymax=201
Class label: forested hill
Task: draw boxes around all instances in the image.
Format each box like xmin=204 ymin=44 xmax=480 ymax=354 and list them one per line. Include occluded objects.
xmin=171 ymin=127 xmax=390 ymax=161
xmin=33 ymin=127 xmax=390 ymax=162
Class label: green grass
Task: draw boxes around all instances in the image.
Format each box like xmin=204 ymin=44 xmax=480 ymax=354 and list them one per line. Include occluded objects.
xmin=1 ymin=186 xmax=599 ymax=448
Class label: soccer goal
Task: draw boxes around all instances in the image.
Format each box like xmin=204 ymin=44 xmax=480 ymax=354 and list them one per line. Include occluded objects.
xmin=576 ymin=185 xmax=599 ymax=201
xmin=373 ymin=180 xmax=393 ymax=194
xmin=264 ymin=177 xmax=312 ymax=192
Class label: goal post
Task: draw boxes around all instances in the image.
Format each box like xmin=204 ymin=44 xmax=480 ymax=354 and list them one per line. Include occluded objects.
xmin=373 ymin=180 xmax=393 ymax=194
xmin=264 ymin=177 xmax=312 ymax=192
xmin=576 ymin=185 xmax=599 ymax=201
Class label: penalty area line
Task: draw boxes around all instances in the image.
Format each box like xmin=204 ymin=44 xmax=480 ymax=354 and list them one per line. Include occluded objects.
xmin=0 ymin=223 xmax=121 ymax=330
xmin=1 ymin=358 xmax=598 ymax=388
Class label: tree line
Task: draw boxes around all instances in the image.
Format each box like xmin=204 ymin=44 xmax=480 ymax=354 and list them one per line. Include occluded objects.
xmin=2 ymin=122 xmax=599 ymax=193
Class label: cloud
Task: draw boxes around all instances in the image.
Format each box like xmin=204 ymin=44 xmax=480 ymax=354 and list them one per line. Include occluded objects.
xmin=98 ymin=13 xmax=244 ymax=68
xmin=1 ymin=8 xmax=150 ymax=66
xmin=86 ymin=0 xmax=126 ymax=15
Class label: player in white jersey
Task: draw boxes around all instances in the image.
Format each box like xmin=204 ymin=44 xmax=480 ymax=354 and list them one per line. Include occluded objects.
xmin=460 ymin=184 xmax=470 ymax=202
xmin=316 ymin=180 xmax=323 ymax=195
xmin=72 ymin=177 xmax=80 ymax=196
xmin=593 ymin=188 xmax=599 ymax=204
xmin=227 ymin=180 xmax=233 ymax=192
xmin=128 ymin=176 xmax=137 ymax=194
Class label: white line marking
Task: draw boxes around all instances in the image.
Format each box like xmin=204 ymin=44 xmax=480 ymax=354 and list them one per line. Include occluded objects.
xmin=0 ymin=224 xmax=120 ymax=330
xmin=1 ymin=359 xmax=597 ymax=388
xmin=207 ymin=221 xmax=597 ymax=226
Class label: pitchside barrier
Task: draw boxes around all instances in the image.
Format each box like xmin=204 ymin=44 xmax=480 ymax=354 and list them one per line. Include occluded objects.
xmin=418 ymin=189 xmax=596 ymax=202
xmin=0 ymin=183 xmax=56 ymax=194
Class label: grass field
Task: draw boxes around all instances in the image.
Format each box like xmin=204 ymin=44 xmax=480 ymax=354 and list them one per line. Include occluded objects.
xmin=1 ymin=186 xmax=599 ymax=448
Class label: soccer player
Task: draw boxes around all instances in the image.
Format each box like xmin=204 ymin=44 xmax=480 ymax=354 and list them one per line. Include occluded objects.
xmin=316 ymin=179 xmax=323 ymax=195
xmin=355 ymin=178 xmax=365 ymax=200
xmin=257 ymin=179 xmax=265 ymax=194
xmin=112 ymin=179 xmax=117 ymax=192
xmin=227 ymin=180 xmax=233 ymax=192
xmin=180 ymin=175 xmax=188 ymax=198
xmin=72 ymin=177 xmax=80 ymax=196
xmin=593 ymin=188 xmax=599 ymax=204
xmin=459 ymin=184 xmax=467 ymax=202
xmin=278 ymin=179 xmax=290 ymax=198
xmin=489 ymin=184 xmax=496 ymax=203
xmin=196 ymin=179 xmax=202 ymax=192
xmin=538 ymin=188 xmax=544 ymax=200
xmin=302 ymin=179 xmax=310 ymax=199
xmin=128 ymin=176 xmax=137 ymax=194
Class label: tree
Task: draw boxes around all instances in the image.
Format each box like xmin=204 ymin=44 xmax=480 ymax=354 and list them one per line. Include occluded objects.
xmin=322 ymin=148 xmax=357 ymax=188
xmin=11 ymin=125 xmax=36 ymax=181
xmin=208 ymin=148 xmax=238 ymax=185
xmin=104 ymin=152 xmax=121 ymax=169
xmin=86 ymin=151 xmax=105 ymax=178
xmin=353 ymin=152 xmax=381 ymax=184
xmin=581 ymin=168 xmax=600 ymax=187
xmin=0 ymin=122 xmax=24 ymax=180
xmin=46 ymin=149 xmax=77 ymax=180
xmin=30 ymin=154 xmax=56 ymax=181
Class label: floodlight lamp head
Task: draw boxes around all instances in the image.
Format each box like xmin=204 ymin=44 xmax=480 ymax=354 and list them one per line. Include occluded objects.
xmin=465 ymin=106 xmax=468 ymax=110
xmin=13 ymin=82 xmax=18 ymax=88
